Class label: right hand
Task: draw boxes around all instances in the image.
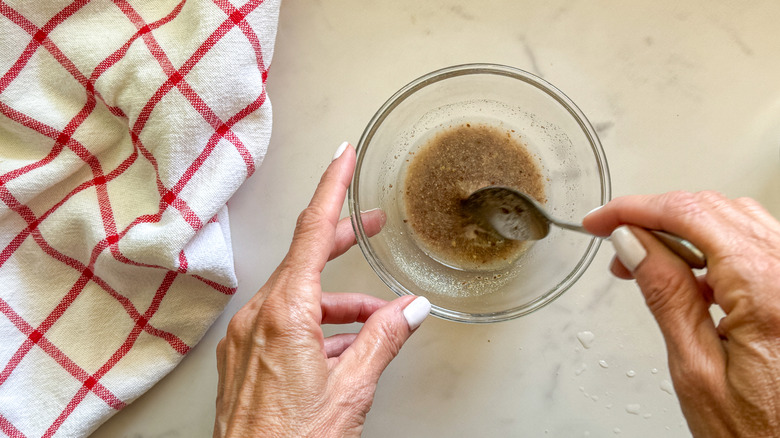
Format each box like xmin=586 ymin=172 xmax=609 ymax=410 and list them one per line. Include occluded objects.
xmin=583 ymin=191 xmax=780 ymax=437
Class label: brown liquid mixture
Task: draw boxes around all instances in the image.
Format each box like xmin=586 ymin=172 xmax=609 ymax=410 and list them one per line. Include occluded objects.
xmin=403 ymin=123 xmax=546 ymax=270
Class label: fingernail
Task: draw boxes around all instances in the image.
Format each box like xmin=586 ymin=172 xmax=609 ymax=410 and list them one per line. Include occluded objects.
xmin=332 ymin=141 xmax=349 ymax=161
xmin=585 ymin=205 xmax=604 ymax=217
xmin=611 ymin=226 xmax=647 ymax=272
xmin=361 ymin=208 xmax=387 ymax=227
xmin=403 ymin=296 xmax=431 ymax=330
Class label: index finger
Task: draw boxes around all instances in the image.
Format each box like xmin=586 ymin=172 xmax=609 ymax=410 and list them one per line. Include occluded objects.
xmin=286 ymin=143 xmax=356 ymax=274
xmin=582 ymin=191 xmax=731 ymax=255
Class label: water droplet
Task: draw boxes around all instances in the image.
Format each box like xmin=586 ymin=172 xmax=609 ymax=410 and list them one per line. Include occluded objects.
xmin=591 ymin=394 xmax=600 ymax=402
xmin=576 ymin=331 xmax=595 ymax=349
xmin=626 ymin=403 xmax=641 ymax=415
xmin=613 ymin=427 xmax=622 ymax=434
xmin=660 ymin=379 xmax=674 ymax=395
xmin=626 ymin=370 xmax=636 ymax=377
xmin=651 ymin=368 xmax=658 ymax=374
xmin=599 ymin=360 xmax=609 ymax=368
xmin=643 ymin=413 xmax=653 ymax=419
xmin=575 ymin=363 xmax=587 ymax=376
xmin=605 ymin=404 xmax=613 ymax=409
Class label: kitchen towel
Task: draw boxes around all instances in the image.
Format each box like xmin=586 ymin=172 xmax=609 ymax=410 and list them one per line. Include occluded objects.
xmin=0 ymin=0 xmax=280 ymax=436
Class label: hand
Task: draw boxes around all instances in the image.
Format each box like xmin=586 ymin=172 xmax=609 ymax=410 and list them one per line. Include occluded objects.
xmin=213 ymin=143 xmax=431 ymax=438
xmin=584 ymin=191 xmax=780 ymax=437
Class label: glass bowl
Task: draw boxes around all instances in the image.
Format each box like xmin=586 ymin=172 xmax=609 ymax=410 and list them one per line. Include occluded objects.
xmin=349 ymin=64 xmax=610 ymax=323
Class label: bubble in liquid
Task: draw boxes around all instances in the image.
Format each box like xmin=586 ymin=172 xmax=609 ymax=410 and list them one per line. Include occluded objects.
xmin=576 ymin=331 xmax=595 ymax=349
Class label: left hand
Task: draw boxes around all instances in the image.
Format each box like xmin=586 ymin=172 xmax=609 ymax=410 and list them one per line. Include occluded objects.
xmin=213 ymin=142 xmax=431 ymax=438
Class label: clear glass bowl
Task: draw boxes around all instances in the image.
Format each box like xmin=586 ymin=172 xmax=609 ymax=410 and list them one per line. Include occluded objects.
xmin=349 ymin=64 xmax=610 ymax=323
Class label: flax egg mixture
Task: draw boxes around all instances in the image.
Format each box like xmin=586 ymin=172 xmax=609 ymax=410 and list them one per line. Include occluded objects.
xmin=403 ymin=123 xmax=546 ymax=271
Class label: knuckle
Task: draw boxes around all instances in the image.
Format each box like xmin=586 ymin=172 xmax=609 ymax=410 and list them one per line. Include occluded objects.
xmin=259 ymin=299 xmax=294 ymax=331
xmin=662 ymin=190 xmax=697 ymax=212
xmin=662 ymin=190 xmax=694 ymax=203
xmin=295 ymin=205 xmax=329 ymax=233
xmin=640 ymin=272 xmax=690 ymax=317
xmin=661 ymin=191 xmax=712 ymax=226
xmin=733 ymin=196 xmax=769 ymax=222
xmin=663 ymin=190 xmax=696 ymax=214
xmin=225 ymin=309 xmax=253 ymax=341
xmin=733 ymin=196 xmax=758 ymax=208
xmin=696 ymin=190 xmax=734 ymax=215
xmin=373 ymin=317 xmax=405 ymax=358
xmin=259 ymin=293 xmax=319 ymax=340
xmin=695 ymin=189 xmax=727 ymax=204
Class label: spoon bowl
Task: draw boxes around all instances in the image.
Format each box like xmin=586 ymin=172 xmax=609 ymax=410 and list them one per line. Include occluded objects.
xmin=463 ymin=186 xmax=556 ymax=241
xmin=464 ymin=186 xmax=707 ymax=269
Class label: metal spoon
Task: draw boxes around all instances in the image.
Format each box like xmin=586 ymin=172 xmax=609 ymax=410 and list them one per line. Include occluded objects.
xmin=463 ymin=186 xmax=706 ymax=269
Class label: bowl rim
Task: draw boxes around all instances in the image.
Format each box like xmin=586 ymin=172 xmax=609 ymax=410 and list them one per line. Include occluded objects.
xmin=349 ymin=63 xmax=611 ymax=323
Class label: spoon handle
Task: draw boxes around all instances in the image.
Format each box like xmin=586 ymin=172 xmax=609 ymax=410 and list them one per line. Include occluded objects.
xmin=648 ymin=230 xmax=707 ymax=269
xmin=552 ymin=221 xmax=590 ymax=234
xmin=553 ymin=220 xmax=707 ymax=269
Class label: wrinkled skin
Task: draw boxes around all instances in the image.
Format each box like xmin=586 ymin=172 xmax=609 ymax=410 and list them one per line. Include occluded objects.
xmin=213 ymin=145 xmax=421 ymax=438
xmin=584 ymin=191 xmax=780 ymax=437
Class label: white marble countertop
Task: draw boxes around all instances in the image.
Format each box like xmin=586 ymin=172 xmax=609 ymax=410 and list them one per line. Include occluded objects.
xmin=93 ymin=1 xmax=780 ymax=436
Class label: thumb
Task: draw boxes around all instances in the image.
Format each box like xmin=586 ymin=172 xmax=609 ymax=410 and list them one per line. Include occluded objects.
xmin=611 ymin=226 xmax=725 ymax=371
xmin=338 ymin=295 xmax=431 ymax=384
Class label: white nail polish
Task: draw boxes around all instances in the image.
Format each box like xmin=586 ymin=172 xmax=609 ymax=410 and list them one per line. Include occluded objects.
xmin=403 ymin=296 xmax=431 ymax=330
xmin=585 ymin=205 xmax=604 ymax=217
xmin=332 ymin=141 xmax=349 ymax=161
xmin=611 ymin=226 xmax=647 ymax=272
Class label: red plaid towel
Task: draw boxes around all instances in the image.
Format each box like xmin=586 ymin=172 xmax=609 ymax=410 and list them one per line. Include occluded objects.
xmin=0 ymin=0 xmax=279 ymax=436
